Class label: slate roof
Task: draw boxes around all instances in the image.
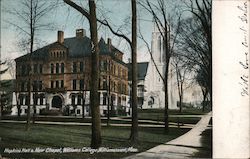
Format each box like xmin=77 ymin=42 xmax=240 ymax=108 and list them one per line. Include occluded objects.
xmin=15 ymin=36 xmax=124 ymax=61
xmin=128 ymin=62 xmax=149 ymax=81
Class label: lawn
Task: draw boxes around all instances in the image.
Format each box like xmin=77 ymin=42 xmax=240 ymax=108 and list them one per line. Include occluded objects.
xmin=135 ymin=108 xmax=205 ymax=124
xmin=0 ymin=122 xmax=190 ymax=159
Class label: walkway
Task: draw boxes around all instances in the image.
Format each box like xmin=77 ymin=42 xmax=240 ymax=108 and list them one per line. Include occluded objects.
xmin=0 ymin=120 xmax=195 ymax=129
xmin=124 ymin=112 xmax=212 ymax=159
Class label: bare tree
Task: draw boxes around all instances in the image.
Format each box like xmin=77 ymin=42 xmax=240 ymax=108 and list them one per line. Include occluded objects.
xmin=4 ymin=0 xmax=58 ymax=130
xmin=179 ymin=0 xmax=212 ymax=109
xmin=64 ymin=0 xmax=102 ymax=148
xmin=64 ymin=0 xmax=139 ymax=144
xmin=138 ymin=0 xmax=181 ymax=133
xmin=130 ymin=0 xmax=138 ymax=143
xmin=172 ymin=56 xmax=191 ymax=113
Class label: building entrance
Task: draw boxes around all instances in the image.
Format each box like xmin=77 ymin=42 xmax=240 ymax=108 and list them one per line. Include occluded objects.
xmin=52 ymin=96 xmax=62 ymax=108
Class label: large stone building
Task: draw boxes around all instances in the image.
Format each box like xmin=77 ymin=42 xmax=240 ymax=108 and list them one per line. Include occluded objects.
xmin=12 ymin=29 xmax=129 ymax=116
xmin=131 ymin=23 xmax=202 ymax=109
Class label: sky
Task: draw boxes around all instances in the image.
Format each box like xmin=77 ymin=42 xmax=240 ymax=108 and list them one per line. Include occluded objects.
xmin=0 ymin=0 xmax=181 ymax=79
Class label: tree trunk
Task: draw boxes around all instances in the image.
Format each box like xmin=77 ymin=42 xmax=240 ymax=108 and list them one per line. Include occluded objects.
xmin=32 ymin=105 xmax=36 ymax=124
xmin=179 ymin=95 xmax=183 ymax=113
xmin=16 ymin=91 xmax=21 ymax=117
xmin=25 ymin=0 xmax=34 ymax=131
xmin=107 ymin=75 xmax=110 ymax=126
xmin=164 ymin=32 xmax=170 ymax=133
xmin=129 ymin=0 xmax=138 ymax=144
xmin=0 ymin=104 xmax=2 ymax=119
xmin=89 ymin=0 xmax=101 ymax=149
xmin=164 ymin=78 xmax=169 ymax=133
xmin=201 ymin=87 xmax=207 ymax=112
xmin=26 ymin=81 xmax=31 ymax=131
xmin=82 ymin=99 xmax=85 ymax=119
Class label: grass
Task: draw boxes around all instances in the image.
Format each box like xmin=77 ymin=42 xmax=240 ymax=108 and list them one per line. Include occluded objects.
xmin=139 ymin=108 xmax=209 ymax=115
xmin=135 ymin=108 xmax=205 ymax=124
xmin=0 ymin=122 xmax=190 ymax=159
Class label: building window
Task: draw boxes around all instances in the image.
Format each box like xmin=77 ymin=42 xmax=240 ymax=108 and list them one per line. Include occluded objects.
xmin=71 ymin=94 xmax=76 ymax=105
xmin=114 ymin=65 xmax=116 ymax=75
xmin=33 ymin=81 xmax=38 ymax=91
xmin=79 ymin=79 xmax=84 ymax=90
xmin=73 ymin=80 xmax=77 ymax=90
xmin=104 ymin=60 xmax=108 ymax=71
xmin=77 ymin=109 xmax=80 ymax=114
xmin=51 ymin=81 xmax=54 ymax=88
xmin=51 ymin=64 xmax=54 ymax=74
xmin=103 ymin=93 xmax=107 ymax=105
xmin=56 ymin=63 xmax=59 ymax=74
xmin=33 ymin=95 xmax=38 ymax=105
xmin=25 ymin=95 xmax=29 ymax=105
xmin=73 ymin=62 xmax=77 ymax=73
xmin=34 ymin=64 xmax=38 ymax=74
xmin=27 ymin=64 xmax=31 ymax=75
xmin=80 ymin=62 xmax=84 ymax=72
xmin=38 ymin=81 xmax=42 ymax=91
xmin=56 ymin=81 xmax=59 ymax=88
xmin=103 ymin=80 xmax=107 ymax=90
xmin=61 ymin=63 xmax=64 ymax=73
xmin=77 ymin=94 xmax=82 ymax=105
xmin=100 ymin=60 xmax=104 ymax=71
xmin=61 ymin=80 xmax=64 ymax=88
xmin=21 ymin=82 xmax=25 ymax=91
xmin=20 ymin=96 xmax=24 ymax=105
xmin=118 ymin=67 xmax=121 ymax=77
xmin=40 ymin=95 xmax=44 ymax=105
xmin=39 ymin=64 xmax=43 ymax=74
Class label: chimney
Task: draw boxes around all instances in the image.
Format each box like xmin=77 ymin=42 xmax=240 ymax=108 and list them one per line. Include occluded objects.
xmin=107 ymin=38 xmax=112 ymax=51
xmin=57 ymin=31 xmax=64 ymax=43
xmin=76 ymin=29 xmax=86 ymax=38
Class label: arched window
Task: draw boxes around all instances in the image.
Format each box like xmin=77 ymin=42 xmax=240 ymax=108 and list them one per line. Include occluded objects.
xmin=51 ymin=64 xmax=54 ymax=74
xmin=61 ymin=63 xmax=64 ymax=73
xmin=56 ymin=63 xmax=59 ymax=74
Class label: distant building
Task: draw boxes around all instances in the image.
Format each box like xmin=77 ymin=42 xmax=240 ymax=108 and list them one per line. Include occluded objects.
xmin=12 ymin=29 xmax=129 ymax=116
xmin=128 ymin=62 xmax=148 ymax=108
xmin=128 ymin=23 xmax=202 ymax=110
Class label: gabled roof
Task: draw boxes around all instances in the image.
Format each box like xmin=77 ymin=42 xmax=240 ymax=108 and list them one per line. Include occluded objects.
xmin=128 ymin=62 xmax=149 ymax=81
xmin=15 ymin=36 xmax=124 ymax=61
